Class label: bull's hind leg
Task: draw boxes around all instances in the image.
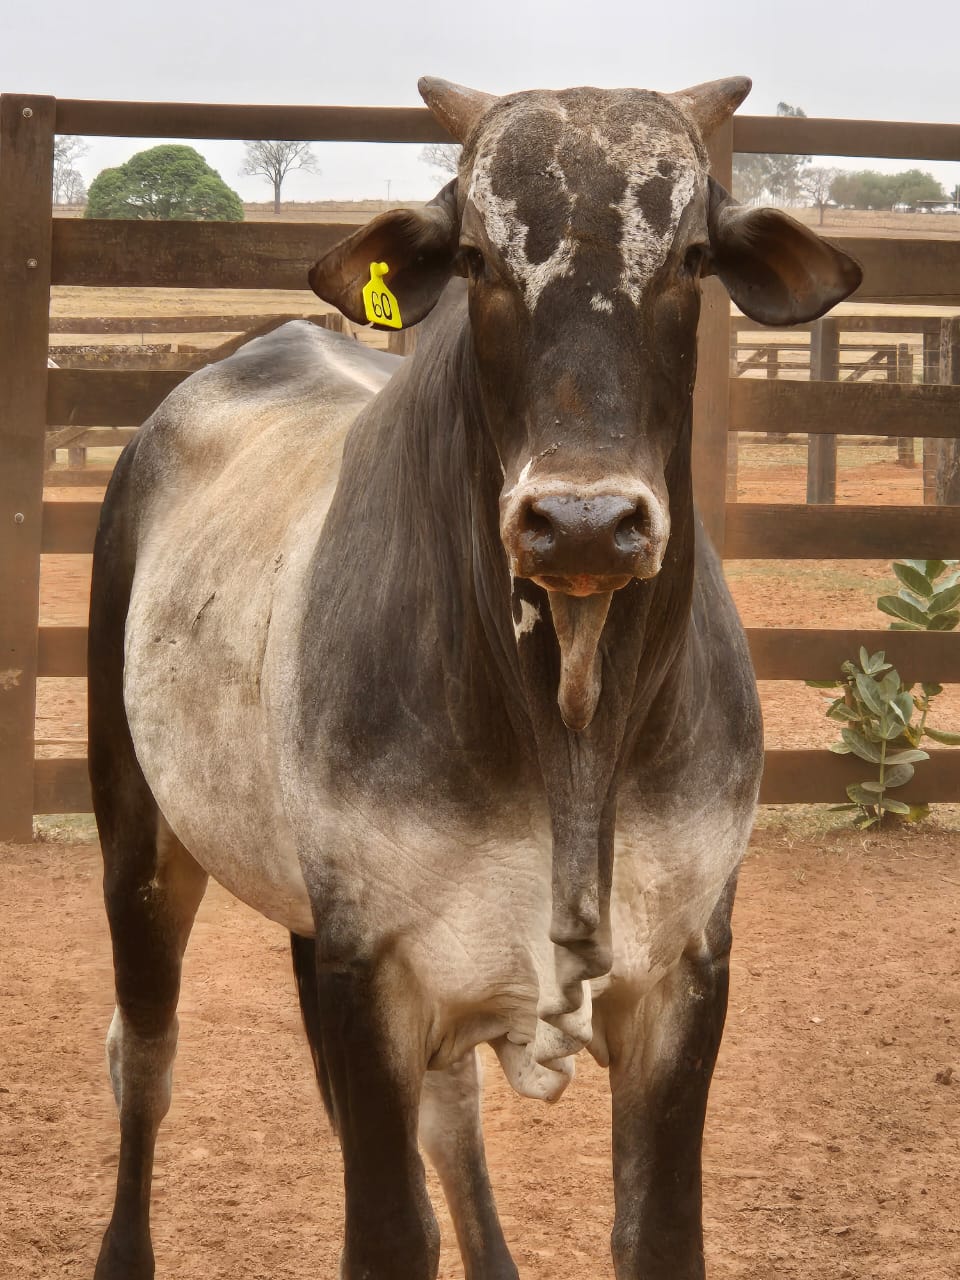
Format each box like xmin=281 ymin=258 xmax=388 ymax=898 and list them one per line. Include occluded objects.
xmin=607 ymin=874 xmax=737 ymax=1280
xmin=94 ymin=811 xmax=207 ymax=1280
xmin=419 ymin=1051 xmax=518 ymax=1280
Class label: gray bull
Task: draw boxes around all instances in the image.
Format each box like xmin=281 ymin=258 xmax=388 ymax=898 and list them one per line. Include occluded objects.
xmin=89 ymin=76 xmax=860 ymax=1279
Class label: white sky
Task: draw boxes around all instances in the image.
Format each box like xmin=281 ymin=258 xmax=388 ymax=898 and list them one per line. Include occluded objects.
xmin=2 ymin=0 xmax=958 ymax=202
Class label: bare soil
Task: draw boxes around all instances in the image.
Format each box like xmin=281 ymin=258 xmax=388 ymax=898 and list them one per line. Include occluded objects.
xmin=2 ymin=827 xmax=958 ymax=1280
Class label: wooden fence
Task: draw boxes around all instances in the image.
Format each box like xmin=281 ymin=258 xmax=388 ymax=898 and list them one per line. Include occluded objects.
xmin=1 ymin=94 xmax=959 ymax=838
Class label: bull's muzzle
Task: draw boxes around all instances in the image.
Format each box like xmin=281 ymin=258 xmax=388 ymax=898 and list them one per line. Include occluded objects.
xmin=503 ymin=483 xmax=668 ymax=594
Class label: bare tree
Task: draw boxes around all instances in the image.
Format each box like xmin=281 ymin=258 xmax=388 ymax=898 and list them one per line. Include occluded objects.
xmin=240 ymin=141 xmax=320 ymax=214
xmin=420 ymin=142 xmax=460 ymax=185
xmin=53 ymin=136 xmax=88 ymax=205
xmin=800 ymin=166 xmax=840 ymax=225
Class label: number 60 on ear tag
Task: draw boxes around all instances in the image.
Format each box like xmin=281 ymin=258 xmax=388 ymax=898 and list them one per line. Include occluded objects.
xmin=362 ymin=261 xmax=403 ymax=329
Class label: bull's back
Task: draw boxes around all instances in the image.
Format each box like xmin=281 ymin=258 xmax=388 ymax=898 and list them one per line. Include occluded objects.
xmin=106 ymin=323 xmax=399 ymax=928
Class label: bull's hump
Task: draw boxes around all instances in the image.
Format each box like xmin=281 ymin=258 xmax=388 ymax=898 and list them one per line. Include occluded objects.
xmin=467 ymin=89 xmax=704 ymax=312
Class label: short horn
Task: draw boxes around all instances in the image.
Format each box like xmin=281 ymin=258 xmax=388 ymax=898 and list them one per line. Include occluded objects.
xmin=418 ymin=76 xmax=496 ymax=143
xmin=668 ymin=76 xmax=752 ymax=138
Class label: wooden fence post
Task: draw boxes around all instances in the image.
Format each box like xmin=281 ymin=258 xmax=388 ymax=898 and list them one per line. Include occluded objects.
xmin=0 ymin=95 xmax=55 ymax=840
xmin=693 ymin=117 xmax=733 ymax=553
xmin=935 ymin=317 xmax=960 ymax=503
xmin=922 ymin=328 xmax=941 ymax=503
xmin=806 ymin=317 xmax=839 ymax=503
xmin=895 ymin=342 xmax=915 ymax=466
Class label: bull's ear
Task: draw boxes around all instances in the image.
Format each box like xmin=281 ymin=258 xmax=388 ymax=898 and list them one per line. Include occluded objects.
xmin=308 ymin=180 xmax=460 ymax=327
xmin=706 ymin=178 xmax=862 ymax=325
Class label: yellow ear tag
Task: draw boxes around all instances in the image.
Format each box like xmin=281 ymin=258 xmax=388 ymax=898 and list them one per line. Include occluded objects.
xmin=362 ymin=261 xmax=403 ymax=329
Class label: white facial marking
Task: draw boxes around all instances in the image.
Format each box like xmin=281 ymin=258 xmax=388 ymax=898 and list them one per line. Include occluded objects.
xmin=470 ymin=97 xmax=705 ymax=314
xmin=513 ymin=598 xmax=541 ymax=639
xmin=518 ymin=459 xmax=533 ymax=486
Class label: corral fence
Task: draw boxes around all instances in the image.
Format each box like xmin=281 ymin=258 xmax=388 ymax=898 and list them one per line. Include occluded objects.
xmin=1 ymin=95 xmax=959 ymax=839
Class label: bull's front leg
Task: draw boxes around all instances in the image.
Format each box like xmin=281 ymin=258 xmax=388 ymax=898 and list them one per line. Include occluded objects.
xmin=607 ymin=877 xmax=736 ymax=1280
xmin=312 ymin=953 xmax=440 ymax=1280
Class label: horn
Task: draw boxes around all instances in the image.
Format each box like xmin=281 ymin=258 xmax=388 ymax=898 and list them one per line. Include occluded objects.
xmin=667 ymin=76 xmax=752 ymax=138
xmin=418 ymin=76 xmax=496 ymax=143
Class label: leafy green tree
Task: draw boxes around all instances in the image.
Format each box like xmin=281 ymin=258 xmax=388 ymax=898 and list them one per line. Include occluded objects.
xmin=85 ymin=145 xmax=244 ymax=220
xmin=829 ymin=168 xmax=945 ymax=210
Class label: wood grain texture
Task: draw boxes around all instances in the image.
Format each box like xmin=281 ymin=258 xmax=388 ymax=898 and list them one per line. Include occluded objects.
xmin=758 ymin=749 xmax=960 ymax=803
xmin=41 ymin=501 xmax=101 ymax=554
xmin=34 ymin=747 xmax=960 ymax=814
xmin=37 ymin=626 xmax=88 ymax=677
xmin=746 ymin=628 xmax=960 ymax=682
xmin=734 ymin=115 xmax=960 ymax=162
xmin=48 ymin=312 xmax=328 ymax=334
xmin=725 ymin=503 xmax=960 ymax=559
xmin=52 ymin=219 xmax=352 ymax=289
xmin=47 ymin=368 xmax=186 ymax=426
xmin=833 ymin=238 xmax=960 ymax=305
xmin=730 ymin=379 xmax=960 ymax=440
xmin=0 ymin=95 xmax=55 ymax=840
xmin=55 ymin=100 xmax=452 ymax=143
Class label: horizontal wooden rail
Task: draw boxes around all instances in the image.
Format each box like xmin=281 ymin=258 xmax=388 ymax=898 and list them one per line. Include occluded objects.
xmin=725 ymin=503 xmax=960 ymax=559
xmin=757 ymin=748 xmax=960 ymax=803
xmin=51 ymin=219 xmax=960 ymax=302
xmin=40 ymin=622 xmax=960 ymax=682
xmin=41 ymin=502 xmax=960 ymax=563
xmin=832 ymin=237 xmax=960 ymax=306
xmin=33 ymin=747 xmax=960 ymax=815
xmin=55 ymin=100 xmax=452 ymax=143
xmin=730 ymin=379 xmax=960 ymax=439
xmin=734 ymin=115 xmax=960 ymax=161
xmin=746 ymin=628 xmax=960 ymax=682
xmin=52 ymin=219 xmax=348 ymax=289
xmin=731 ymin=315 xmax=945 ymax=335
xmin=48 ymin=368 xmax=186 ymax=426
xmin=48 ymin=313 xmax=326 ymax=334
xmin=49 ymin=97 xmax=960 ymax=163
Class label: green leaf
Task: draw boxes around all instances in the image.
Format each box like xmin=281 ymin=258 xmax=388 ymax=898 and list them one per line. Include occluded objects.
xmin=847 ymin=783 xmax=881 ymax=807
xmin=878 ymin=669 xmax=903 ymax=699
xmin=893 ymin=692 xmax=916 ymax=725
xmin=859 ymin=779 xmax=885 ymax=793
xmin=929 ymin=583 xmax=960 ymax=614
xmin=884 ymin=747 xmax=930 ymax=765
xmin=855 ymin=673 xmax=886 ymax=716
xmin=905 ymin=803 xmax=931 ymax=823
xmin=879 ymin=797 xmax=911 ymax=815
xmin=927 ymin=610 xmax=960 ymax=632
xmin=853 ymin=813 xmax=879 ymax=830
xmin=923 ymin=727 xmax=960 ymax=745
xmin=806 ymin=679 xmax=842 ymax=688
xmin=841 ymin=728 xmax=883 ymax=762
xmin=877 ymin=595 xmax=929 ymax=628
xmin=829 ymin=741 xmax=853 ymax=755
xmin=883 ymin=763 xmax=915 ymax=788
xmin=923 ymin=560 xmax=947 ymax=580
xmin=893 ymin=562 xmax=934 ymax=597
xmin=827 ymin=703 xmax=859 ymax=722
xmin=898 ymin=588 xmax=930 ymax=612
xmin=889 ymin=620 xmax=922 ymax=631
xmin=921 ymin=682 xmax=944 ymax=698
xmin=827 ymin=803 xmax=859 ymax=813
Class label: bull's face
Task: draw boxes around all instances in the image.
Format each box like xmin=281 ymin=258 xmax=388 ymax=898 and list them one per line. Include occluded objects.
xmin=310 ymin=77 xmax=860 ymax=728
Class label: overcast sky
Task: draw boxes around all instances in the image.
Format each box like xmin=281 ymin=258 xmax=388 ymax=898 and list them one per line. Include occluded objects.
xmin=3 ymin=0 xmax=958 ymax=202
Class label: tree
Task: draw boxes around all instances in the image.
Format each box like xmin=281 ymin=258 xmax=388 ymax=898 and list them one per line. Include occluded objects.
xmin=800 ymin=166 xmax=840 ymax=224
xmin=85 ymin=145 xmax=244 ymax=221
xmin=732 ymin=102 xmax=810 ymax=207
xmin=420 ymin=142 xmax=460 ymax=184
xmin=829 ymin=168 xmax=945 ymax=210
xmin=53 ymin=136 xmax=87 ymax=205
xmin=240 ymin=140 xmax=319 ymax=214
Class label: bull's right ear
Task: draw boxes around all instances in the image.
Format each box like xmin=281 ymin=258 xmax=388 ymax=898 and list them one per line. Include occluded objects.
xmin=308 ymin=180 xmax=460 ymax=327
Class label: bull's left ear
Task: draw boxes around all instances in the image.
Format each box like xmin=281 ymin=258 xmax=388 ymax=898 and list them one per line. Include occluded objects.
xmin=308 ymin=180 xmax=460 ymax=327
xmin=706 ymin=179 xmax=862 ymax=325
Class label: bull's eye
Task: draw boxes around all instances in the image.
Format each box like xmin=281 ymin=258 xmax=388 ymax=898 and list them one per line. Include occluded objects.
xmin=458 ymin=245 xmax=487 ymax=282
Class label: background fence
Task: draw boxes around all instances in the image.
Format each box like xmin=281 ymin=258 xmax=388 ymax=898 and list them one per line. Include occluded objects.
xmin=1 ymin=95 xmax=959 ymax=839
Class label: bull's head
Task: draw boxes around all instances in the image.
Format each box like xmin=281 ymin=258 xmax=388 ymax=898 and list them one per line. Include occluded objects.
xmin=310 ymin=77 xmax=861 ymax=732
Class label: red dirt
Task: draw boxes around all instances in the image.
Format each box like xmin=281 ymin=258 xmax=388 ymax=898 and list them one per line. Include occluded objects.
xmin=2 ymin=828 xmax=958 ymax=1279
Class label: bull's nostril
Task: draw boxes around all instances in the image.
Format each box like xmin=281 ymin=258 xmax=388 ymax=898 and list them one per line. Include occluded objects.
xmin=523 ymin=508 xmax=555 ymax=547
xmin=614 ymin=509 xmax=647 ymax=554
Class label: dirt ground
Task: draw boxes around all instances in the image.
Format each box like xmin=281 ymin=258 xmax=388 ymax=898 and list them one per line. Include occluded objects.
xmin=2 ymin=823 xmax=958 ymax=1280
